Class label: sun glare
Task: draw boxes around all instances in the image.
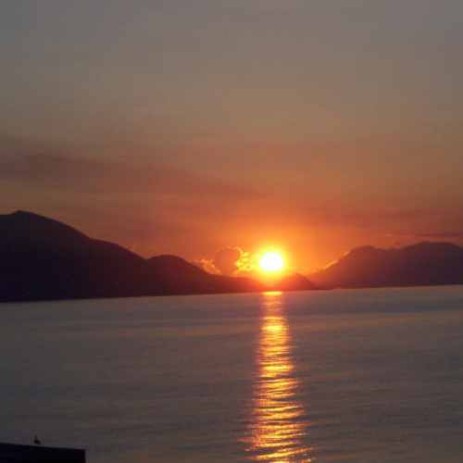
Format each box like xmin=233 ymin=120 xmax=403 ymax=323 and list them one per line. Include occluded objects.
xmin=258 ymin=251 xmax=286 ymax=274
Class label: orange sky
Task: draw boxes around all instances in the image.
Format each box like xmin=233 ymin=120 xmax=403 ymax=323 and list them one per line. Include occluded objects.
xmin=2 ymin=142 xmax=462 ymax=274
xmin=1 ymin=1 xmax=463 ymax=273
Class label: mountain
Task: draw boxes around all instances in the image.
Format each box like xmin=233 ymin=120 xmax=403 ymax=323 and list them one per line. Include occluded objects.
xmin=0 ymin=211 xmax=153 ymax=301
xmin=146 ymin=254 xmax=263 ymax=294
xmin=262 ymin=273 xmax=317 ymax=292
xmin=309 ymin=242 xmax=463 ymax=289
xmin=0 ymin=211 xmax=315 ymax=302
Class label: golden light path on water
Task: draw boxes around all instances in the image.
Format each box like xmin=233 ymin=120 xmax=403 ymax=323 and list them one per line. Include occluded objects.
xmin=246 ymin=291 xmax=312 ymax=462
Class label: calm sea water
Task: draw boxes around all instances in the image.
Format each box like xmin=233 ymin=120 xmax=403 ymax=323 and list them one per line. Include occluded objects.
xmin=1 ymin=287 xmax=463 ymax=462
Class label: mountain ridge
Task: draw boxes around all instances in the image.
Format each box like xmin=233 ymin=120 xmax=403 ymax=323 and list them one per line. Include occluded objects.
xmin=309 ymin=242 xmax=463 ymax=288
xmin=4 ymin=210 xmax=462 ymax=301
xmin=0 ymin=211 xmax=315 ymax=302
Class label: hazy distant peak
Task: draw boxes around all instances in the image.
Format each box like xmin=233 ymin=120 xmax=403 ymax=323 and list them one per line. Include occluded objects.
xmin=337 ymin=245 xmax=388 ymax=263
xmin=310 ymin=241 xmax=463 ymax=289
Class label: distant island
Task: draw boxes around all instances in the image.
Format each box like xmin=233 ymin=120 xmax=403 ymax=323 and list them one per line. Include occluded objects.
xmin=309 ymin=242 xmax=463 ymax=289
xmin=0 ymin=211 xmax=315 ymax=302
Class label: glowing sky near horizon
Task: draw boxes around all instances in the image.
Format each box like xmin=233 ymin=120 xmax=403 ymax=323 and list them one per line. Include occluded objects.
xmin=1 ymin=0 xmax=463 ymax=271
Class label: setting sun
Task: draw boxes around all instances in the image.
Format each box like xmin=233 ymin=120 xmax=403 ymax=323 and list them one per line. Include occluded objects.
xmin=258 ymin=251 xmax=286 ymax=274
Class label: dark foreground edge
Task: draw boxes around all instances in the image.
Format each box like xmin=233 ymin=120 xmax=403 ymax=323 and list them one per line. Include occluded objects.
xmin=0 ymin=442 xmax=86 ymax=462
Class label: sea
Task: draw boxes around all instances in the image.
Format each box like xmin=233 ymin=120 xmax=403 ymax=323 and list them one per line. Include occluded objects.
xmin=1 ymin=286 xmax=463 ymax=463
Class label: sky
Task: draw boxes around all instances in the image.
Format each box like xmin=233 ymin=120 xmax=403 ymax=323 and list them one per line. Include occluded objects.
xmin=1 ymin=0 xmax=463 ymax=273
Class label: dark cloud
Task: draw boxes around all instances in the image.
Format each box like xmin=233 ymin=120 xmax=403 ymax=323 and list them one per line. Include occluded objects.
xmin=0 ymin=150 xmax=260 ymax=199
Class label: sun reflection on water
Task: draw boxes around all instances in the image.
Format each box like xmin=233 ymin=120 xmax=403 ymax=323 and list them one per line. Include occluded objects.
xmin=246 ymin=291 xmax=312 ymax=463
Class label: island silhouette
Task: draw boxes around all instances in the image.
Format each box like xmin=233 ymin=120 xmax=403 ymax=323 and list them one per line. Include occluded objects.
xmin=0 ymin=211 xmax=315 ymax=302
xmin=2 ymin=210 xmax=463 ymax=302
xmin=309 ymin=242 xmax=463 ymax=289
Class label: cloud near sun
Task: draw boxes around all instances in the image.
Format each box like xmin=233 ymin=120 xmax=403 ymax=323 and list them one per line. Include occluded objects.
xmin=201 ymin=247 xmax=253 ymax=276
xmin=201 ymin=246 xmax=287 ymax=277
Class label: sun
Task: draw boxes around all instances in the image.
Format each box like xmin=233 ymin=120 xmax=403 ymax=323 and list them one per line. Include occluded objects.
xmin=258 ymin=250 xmax=286 ymax=274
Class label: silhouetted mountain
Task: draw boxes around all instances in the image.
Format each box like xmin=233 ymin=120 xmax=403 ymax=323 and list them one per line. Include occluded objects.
xmin=0 ymin=211 xmax=315 ymax=302
xmin=262 ymin=273 xmax=318 ymax=292
xmin=310 ymin=242 xmax=463 ymax=289
xmin=146 ymin=254 xmax=261 ymax=294
xmin=0 ymin=211 xmax=154 ymax=301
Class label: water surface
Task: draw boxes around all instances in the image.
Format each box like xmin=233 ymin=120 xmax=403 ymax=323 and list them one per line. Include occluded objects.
xmin=1 ymin=286 xmax=463 ymax=462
